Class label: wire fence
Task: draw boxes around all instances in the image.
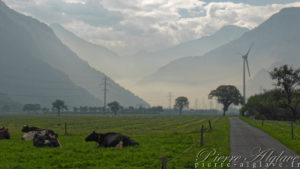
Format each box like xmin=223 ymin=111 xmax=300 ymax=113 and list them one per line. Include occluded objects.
xmin=147 ymin=118 xmax=218 ymax=169
xmin=251 ymin=119 xmax=300 ymax=139
xmin=1 ymin=115 xmax=221 ymax=169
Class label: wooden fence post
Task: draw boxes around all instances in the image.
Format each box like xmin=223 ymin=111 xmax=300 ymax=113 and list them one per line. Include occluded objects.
xmin=209 ymin=120 xmax=212 ymax=130
xmin=291 ymin=121 xmax=294 ymax=140
xmin=161 ymin=156 xmax=167 ymax=169
xmin=65 ymin=122 xmax=67 ymax=135
xmin=201 ymin=125 xmax=204 ymax=146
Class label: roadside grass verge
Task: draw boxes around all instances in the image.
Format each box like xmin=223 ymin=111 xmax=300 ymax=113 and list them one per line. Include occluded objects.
xmin=241 ymin=116 xmax=300 ymax=154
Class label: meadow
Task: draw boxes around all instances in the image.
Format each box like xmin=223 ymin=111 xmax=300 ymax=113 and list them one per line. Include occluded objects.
xmin=0 ymin=115 xmax=229 ymax=169
xmin=241 ymin=117 xmax=300 ymax=154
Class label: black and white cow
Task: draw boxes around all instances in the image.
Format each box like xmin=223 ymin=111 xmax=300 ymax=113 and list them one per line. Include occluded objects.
xmin=0 ymin=127 xmax=10 ymax=140
xmin=21 ymin=125 xmax=60 ymax=147
xmin=33 ymin=132 xmax=61 ymax=147
xmin=85 ymin=131 xmax=139 ymax=148
xmin=21 ymin=125 xmax=58 ymax=141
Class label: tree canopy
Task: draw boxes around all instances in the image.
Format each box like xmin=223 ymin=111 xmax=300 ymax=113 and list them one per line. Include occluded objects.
xmin=174 ymin=96 xmax=189 ymax=115
xmin=107 ymin=101 xmax=122 ymax=115
xmin=209 ymin=85 xmax=242 ymax=116
xmin=52 ymin=99 xmax=67 ymax=116
xmin=270 ymin=65 xmax=300 ymax=121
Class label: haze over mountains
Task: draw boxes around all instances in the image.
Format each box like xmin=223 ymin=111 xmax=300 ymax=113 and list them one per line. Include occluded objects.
xmin=131 ymin=25 xmax=249 ymax=77
xmin=142 ymin=7 xmax=300 ymax=97
xmin=1 ymin=0 xmax=300 ymax=108
xmin=50 ymin=24 xmax=125 ymax=79
xmin=51 ymin=21 xmax=249 ymax=87
xmin=0 ymin=1 xmax=148 ymax=108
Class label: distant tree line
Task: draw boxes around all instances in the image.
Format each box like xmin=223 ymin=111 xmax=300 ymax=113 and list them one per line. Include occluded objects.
xmin=20 ymin=98 xmax=221 ymax=116
xmin=21 ymin=100 xmax=165 ymax=115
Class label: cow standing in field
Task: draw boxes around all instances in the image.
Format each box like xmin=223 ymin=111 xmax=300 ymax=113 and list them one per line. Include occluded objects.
xmin=85 ymin=131 xmax=139 ymax=148
xmin=0 ymin=127 xmax=10 ymax=140
xmin=21 ymin=125 xmax=60 ymax=147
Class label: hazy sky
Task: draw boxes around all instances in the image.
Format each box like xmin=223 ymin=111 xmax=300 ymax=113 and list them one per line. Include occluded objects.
xmin=3 ymin=0 xmax=300 ymax=107
xmin=3 ymin=0 xmax=300 ymax=56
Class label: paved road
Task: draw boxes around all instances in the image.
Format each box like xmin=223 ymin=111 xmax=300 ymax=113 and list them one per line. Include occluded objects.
xmin=230 ymin=117 xmax=299 ymax=169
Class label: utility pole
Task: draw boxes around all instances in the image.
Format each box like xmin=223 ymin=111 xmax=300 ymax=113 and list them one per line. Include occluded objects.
xmin=209 ymin=101 xmax=213 ymax=110
xmin=168 ymin=92 xmax=173 ymax=109
xmin=194 ymin=98 xmax=199 ymax=110
xmin=243 ymin=58 xmax=246 ymax=104
xmin=103 ymin=76 xmax=107 ymax=111
xmin=202 ymin=98 xmax=207 ymax=110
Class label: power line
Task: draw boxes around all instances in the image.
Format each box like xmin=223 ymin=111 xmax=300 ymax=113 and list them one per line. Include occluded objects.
xmin=202 ymin=98 xmax=206 ymax=109
xmin=104 ymin=76 xmax=107 ymax=110
xmin=194 ymin=98 xmax=199 ymax=110
xmin=99 ymin=76 xmax=112 ymax=111
xmin=209 ymin=101 xmax=213 ymax=110
xmin=168 ymin=92 xmax=173 ymax=109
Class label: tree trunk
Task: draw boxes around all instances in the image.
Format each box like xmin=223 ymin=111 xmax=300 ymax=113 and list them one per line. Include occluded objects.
xmin=223 ymin=110 xmax=226 ymax=116
xmin=288 ymin=106 xmax=297 ymax=122
xmin=291 ymin=121 xmax=294 ymax=140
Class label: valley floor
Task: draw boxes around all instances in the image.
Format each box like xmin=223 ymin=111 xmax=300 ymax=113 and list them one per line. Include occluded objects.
xmin=0 ymin=115 xmax=229 ymax=169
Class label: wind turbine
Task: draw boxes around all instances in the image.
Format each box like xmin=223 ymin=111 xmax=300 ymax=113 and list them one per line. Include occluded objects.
xmin=241 ymin=43 xmax=253 ymax=104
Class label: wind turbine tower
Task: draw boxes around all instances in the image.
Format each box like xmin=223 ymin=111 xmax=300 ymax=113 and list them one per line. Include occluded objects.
xmin=241 ymin=44 xmax=253 ymax=104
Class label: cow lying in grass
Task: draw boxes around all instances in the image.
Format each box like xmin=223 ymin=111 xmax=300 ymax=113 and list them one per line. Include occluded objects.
xmin=21 ymin=125 xmax=60 ymax=147
xmin=0 ymin=127 xmax=10 ymax=140
xmin=85 ymin=131 xmax=139 ymax=148
xmin=33 ymin=132 xmax=61 ymax=147
xmin=21 ymin=125 xmax=58 ymax=141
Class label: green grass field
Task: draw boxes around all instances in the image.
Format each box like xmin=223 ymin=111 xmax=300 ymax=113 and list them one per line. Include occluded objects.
xmin=0 ymin=115 xmax=229 ymax=169
xmin=241 ymin=116 xmax=300 ymax=155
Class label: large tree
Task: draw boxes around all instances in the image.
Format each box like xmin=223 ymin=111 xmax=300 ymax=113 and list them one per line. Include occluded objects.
xmin=270 ymin=65 xmax=300 ymax=121
xmin=209 ymin=85 xmax=243 ymax=116
xmin=107 ymin=101 xmax=122 ymax=115
xmin=174 ymin=96 xmax=189 ymax=115
xmin=52 ymin=99 xmax=67 ymax=116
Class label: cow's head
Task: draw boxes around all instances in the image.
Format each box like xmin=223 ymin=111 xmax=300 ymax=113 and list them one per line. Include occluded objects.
xmin=85 ymin=131 xmax=101 ymax=142
xmin=22 ymin=125 xmax=30 ymax=133
xmin=0 ymin=128 xmax=10 ymax=139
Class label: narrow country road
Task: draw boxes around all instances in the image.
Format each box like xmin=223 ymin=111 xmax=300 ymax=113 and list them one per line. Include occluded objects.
xmin=230 ymin=117 xmax=299 ymax=169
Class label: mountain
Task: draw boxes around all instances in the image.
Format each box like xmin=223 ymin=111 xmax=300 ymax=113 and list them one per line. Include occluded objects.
xmin=50 ymin=24 xmax=123 ymax=78
xmin=157 ymin=25 xmax=249 ymax=59
xmin=143 ymin=7 xmax=300 ymax=93
xmin=247 ymin=68 xmax=273 ymax=95
xmin=131 ymin=25 xmax=249 ymax=76
xmin=0 ymin=1 xmax=148 ymax=107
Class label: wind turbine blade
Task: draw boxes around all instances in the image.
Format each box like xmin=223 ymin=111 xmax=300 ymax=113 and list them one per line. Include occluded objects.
xmin=246 ymin=59 xmax=251 ymax=77
xmin=246 ymin=43 xmax=254 ymax=57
